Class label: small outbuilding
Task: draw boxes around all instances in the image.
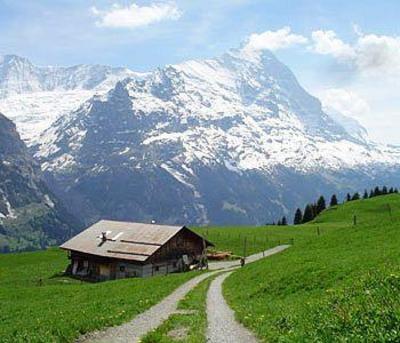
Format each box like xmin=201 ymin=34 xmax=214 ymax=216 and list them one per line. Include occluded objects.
xmin=60 ymin=220 xmax=213 ymax=281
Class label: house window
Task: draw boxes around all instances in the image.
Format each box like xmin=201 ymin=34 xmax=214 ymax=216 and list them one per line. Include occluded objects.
xmin=120 ymin=265 xmax=126 ymax=272
xmin=173 ymin=262 xmax=177 ymax=268
xmin=154 ymin=266 xmax=160 ymax=272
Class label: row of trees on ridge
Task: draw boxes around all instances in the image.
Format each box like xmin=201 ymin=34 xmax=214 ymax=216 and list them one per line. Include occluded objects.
xmin=273 ymin=185 xmax=398 ymax=226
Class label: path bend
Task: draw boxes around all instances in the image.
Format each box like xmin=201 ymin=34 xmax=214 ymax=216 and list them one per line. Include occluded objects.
xmin=78 ymin=245 xmax=290 ymax=343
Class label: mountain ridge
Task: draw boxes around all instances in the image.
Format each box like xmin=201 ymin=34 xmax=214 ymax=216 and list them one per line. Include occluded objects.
xmin=0 ymin=112 xmax=81 ymax=252
xmin=0 ymin=54 xmax=145 ymax=144
xmin=23 ymin=48 xmax=400 ymax=225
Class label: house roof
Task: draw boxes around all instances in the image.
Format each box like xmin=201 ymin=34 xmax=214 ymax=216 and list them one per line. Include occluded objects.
xmin=60 ymin=220 xmax=212 ymax=262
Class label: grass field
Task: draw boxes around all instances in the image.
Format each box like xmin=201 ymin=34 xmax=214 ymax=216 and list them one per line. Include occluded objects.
xmin=1 ymin=224 xmax=290 ymax=343
xmin=224 ymin=194 xmax=400 ymax=342
xmin=0 ymin=249 xmax=200 ymax=343
xmin=3 ymin=194 xmax=400 ymax=342
xmin=0 ymin=225 xmax=298 ymax=343
xmin=194 ymin=226 xmax=300 ymax=256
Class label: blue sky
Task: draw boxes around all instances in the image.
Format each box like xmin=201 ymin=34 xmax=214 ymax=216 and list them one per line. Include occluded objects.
xmin=1 ymin=0 xmax=400 ymax=144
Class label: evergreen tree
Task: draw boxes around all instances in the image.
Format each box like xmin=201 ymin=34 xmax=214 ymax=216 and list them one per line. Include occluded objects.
xmin=281 ymin=216 xmax=287 ymax=226
xmin=312 ymin=203 xmax=318 ymax=217
xmin=346 ymin=193 xmax=352 ymax=202
xmin=395 ymin=188 xmax=399 ymax=194
xmin=352 ymin=192 xmax=360 ymax=201
xmin=363 ymin=190 xmax=369 ymax=199
xmin=330 ymin=194 xmax=338 ymax=207
xmin=302 ymin=204 xmax=314 ymax=223
xmin=277 ymin=219 xmax=282 ymax=226
xmin=369 ymin=189 xmax=375 ymax=198
xmin=316 ymin=196 xmax=326 ymax=214
xmin=389 ymin=187 xmax=394 ymax=194
xmin=294 ymin=208 xmax=303 ymax=225
xmin=382 ymin=186 xmax=388 ymax=194
xmin=374 ymin=186 xmax=381 ymax=196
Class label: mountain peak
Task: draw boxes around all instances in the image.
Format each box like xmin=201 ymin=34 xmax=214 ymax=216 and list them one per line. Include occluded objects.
xmin=0 ymin=54 xmax=31 ymax=65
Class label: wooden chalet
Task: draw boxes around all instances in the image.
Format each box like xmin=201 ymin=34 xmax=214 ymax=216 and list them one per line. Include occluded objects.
xmin=60 ymin=220 xmax=213 ymax=281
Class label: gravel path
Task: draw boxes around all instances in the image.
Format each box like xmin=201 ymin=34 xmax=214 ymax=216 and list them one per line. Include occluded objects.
xmin=206 ymin=272 xmax=258 ymax=343
xmin=206 ymin=246 xmax=290 ymax=342
xmin=79 ymin=245 xmax=290 ymax=343
xmin=208 ymin=244 xmax=290 ymax=270
xmin=78 ymin=271 xmax=222 ymax=343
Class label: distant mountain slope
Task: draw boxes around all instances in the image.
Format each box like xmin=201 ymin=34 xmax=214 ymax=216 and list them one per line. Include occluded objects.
xmin=0 ymin=112 xmax=80 ymax=252
xmin=32 ymin=49 xmax=400 ymax=225
xmin=0 ymin=54 xmax=144 ymax=144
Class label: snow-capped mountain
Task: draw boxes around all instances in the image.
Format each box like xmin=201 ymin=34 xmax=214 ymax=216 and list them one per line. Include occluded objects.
xmin=32 ymin=48 xmax=400 ymax=225
xmin=0 ymin=112 xmax=80 ymax=252
xmin=322 ymin=105 xmax=370 ymax=144
xmin=0 ymin=54 xmax=144 ymax=144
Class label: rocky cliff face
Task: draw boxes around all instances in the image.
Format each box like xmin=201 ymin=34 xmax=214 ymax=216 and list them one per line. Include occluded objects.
xmin=31 ymin=49 xmax=400 ymax=225
xmin=0 ymin=112 xmax=80 ymax=252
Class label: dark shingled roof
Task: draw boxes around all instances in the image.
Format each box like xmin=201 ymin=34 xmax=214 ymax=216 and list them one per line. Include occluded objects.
xmin=60 ymin=220 xmax=212 ymax=262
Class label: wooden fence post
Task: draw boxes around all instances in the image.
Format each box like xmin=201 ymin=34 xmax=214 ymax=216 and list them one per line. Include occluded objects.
xmin=388 ymin=204 xmax=393 ymax=222
xmin=243 ymin=237 xmax=247 ymax=260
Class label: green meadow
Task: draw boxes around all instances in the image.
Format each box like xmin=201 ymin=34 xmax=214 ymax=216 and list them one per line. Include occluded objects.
xmin=1 ymin=194 xmax=400 ymax=342
xmin=0 ymin=249 xmax=198 ymax=342
xmin=194 ymin=225 xmax=301 ymax=257
xmin=224 ymin=194 xmax=400 ymax=342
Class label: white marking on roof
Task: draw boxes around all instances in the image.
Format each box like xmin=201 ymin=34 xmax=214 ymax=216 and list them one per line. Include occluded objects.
xmin=112 ymin=232 xmax=124 ymax=241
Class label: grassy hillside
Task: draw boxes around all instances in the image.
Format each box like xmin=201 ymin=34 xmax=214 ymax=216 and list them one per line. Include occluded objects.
xmin=0 ymin=249 xmax=199 ymax=342
xmin=0 ymin=224 xmax=296 ymax=342
xmin=3 ymin=195 xmax=399 ymax=342
xmin=194 ymin=225 xmax=305 ymax=256
xmin=224 ymin=194 xmax=400 ymax=342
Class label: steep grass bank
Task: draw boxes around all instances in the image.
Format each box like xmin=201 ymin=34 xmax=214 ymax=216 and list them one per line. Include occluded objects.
xmin=224 ymin=194 xmax=400 ymax=342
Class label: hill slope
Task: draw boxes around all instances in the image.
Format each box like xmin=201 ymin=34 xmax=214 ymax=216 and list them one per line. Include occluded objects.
xmin=224 ymin=194 xmax=400 ymax=342
xmin=0 ymin=112 xmax=80 ymax=252
xmin=1 ymin=195 xmax=399 ymax=341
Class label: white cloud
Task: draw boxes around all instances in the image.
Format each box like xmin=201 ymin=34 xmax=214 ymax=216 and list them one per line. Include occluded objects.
xmin=310 ymin=29 xmax=400 ymax=77
xmin=317 ymin=88 xmax=371 ymax=142
xmin=317 ymin=88 xmax=370 ymax=120
xmin=352 ymin=23 xmax=363 ymax=37
xmin=91 ymin=2 xmax=181 ymax=29
xmin=310 ymin=30 xmax=355 ymax=60
xmin=355 ymin=34 xmax=400 ymax=76
xmin=244 ymin=27 xmax=308 ymax=52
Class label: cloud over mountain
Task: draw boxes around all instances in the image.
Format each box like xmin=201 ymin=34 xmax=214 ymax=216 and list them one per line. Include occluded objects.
xmin=244 ymin=27 xmax=308 ymax=52
xmin=91 ymin=1 xmax=182 ymax=29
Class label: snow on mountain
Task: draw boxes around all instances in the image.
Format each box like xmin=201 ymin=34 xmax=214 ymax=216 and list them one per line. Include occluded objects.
xmin=31 ymin=48 xmax=400 ymax=225
xmin=37 ymin=48 xmax=400 ymax=173
xmin=0 ymin=54 xmax=145 ymax=144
